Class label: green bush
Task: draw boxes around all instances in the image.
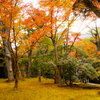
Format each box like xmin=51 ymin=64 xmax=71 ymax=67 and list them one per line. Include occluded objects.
xmin=30 ymin=60 xmax=38 ymax=77
xmin=77 ymin=62 xmax=98 ymax=83
xmin=31 ymin=54 xmax=56 ymax=78
xmin=58 ymin=56 xmax=78 ymax=85
xmin=41 ymin=61 xmax=56 ymax=78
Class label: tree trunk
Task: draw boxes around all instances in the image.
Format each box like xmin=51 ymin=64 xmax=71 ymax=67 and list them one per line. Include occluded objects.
xmin=38 ymin=68 xmax=41 ymax=82
xmin=65 ymin=17 xmax=69 ymax=55
xmin=97 ymin=41 xmax=100 ymax=51
xmin=13 ymin=23 xmax=19 ymax=88
xmin=53 ymin=42 xmax=62 ymax=86
xmin=38 ymin=42 xmax=42 ymax=82
xmin=54 ymin=68 xmax=58 ymax=84
xmin=14 ymin=59 xmax=19 ymax=88
xmin=3 ymin=39 xmax=14 ymax=81
xmin=0 ymin=21 xmax=13 ymax=81
xmin=27 ymin=50 xmax=32 ymax=78
xmin=69 ymin=75 xmax=72 ymax=86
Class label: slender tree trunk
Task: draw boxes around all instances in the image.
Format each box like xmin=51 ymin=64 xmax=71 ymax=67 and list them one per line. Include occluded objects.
xmin=14 ymin=47 xmax=19 ymax=88
xmin=13 ymin=43 xmax=20 ymax=89
xmin=54 ymin=68 xmax=58 ymax=84
xmin=14 ymin=58 xmax=19 ymax=88
xmin=38 ymin=42 xmax=41 ymax=82
xmin=97 ymin=41 xmax=100 ymax=51
xmin=12 ymin=23 xmax=19 ymax=88
xmin=69 ymin=67 xmax=72 ymax=86
xmin=69 ymin=75 xmax=72 ymax=86
xmin=27 ymin=50 xmax=32 ymax=78
xmin=49 ymin=6 xmax=61 ymax=86
xmin=38 ymin=68 xmax=41 ymax=82
xmin=53 ymin=42 xmax=62 ymax=86
xmin=65 ymin=17 xmax=69 ymax=55
xmin=14 ymin=66 xmax=18 ymax=88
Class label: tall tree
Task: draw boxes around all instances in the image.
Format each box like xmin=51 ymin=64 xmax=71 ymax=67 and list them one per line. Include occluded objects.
xmin=0 ymin=0 xmax=23 ymax=88
xmin=21 ymin=5 xmax=47 ymax=79
xmin=39 ymin=0 xmax=77 ymax=86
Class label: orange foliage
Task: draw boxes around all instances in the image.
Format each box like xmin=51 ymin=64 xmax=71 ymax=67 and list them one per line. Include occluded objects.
xmin=93 ymin=0 xmax=100 ymax=8
xmin=18 ymin=5 xmax=47 ymax=55
xmin=69 ymin=51 xmax=76 ymax=57
xmin=0 ymin=0 xmax=22 ymax=28
xmin=38 ymin=0 xmax=79 ymax=47
xmin=75 ymin=39 xmax=97 ymax=57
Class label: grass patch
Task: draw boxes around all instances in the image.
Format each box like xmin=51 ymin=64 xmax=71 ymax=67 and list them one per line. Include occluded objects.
xmin=0 ymin=78 xmax=100 ymax=100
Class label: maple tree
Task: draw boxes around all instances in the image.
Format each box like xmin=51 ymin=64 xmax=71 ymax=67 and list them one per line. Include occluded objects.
xmin=39 ymin=0 xmax=81 ymax=86
xmin=20 ymin=4 xmax=47 ymax=79
xmin=0 ymin=0 xmax=24 ymax=88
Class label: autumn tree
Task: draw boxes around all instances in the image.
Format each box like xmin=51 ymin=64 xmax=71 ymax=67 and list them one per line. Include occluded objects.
xmin=0 ymin=0 xmax=14 ymax=81
xmin=39 ymin=0 xmax=80 ymax=86
xmin=20 ymin=5 xmax=47 ymax=80
xmin=0 ymin=0 xmax=24 ymax=88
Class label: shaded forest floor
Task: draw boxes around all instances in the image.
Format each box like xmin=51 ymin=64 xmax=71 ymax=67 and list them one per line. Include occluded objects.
xmin=0 ymin=78 xmax=100 ymax=100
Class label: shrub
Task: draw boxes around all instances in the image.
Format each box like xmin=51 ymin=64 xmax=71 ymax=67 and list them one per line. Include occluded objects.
xmin=58 ymin=56 xmax=78 ymax=85
xmin=77 ymin=62 xmax=98 ymax=83
xmin=31 ymin=54 xmax=56 ymax=78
